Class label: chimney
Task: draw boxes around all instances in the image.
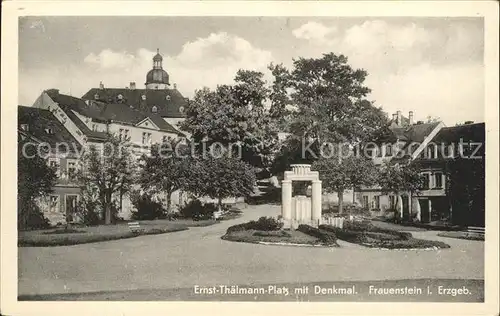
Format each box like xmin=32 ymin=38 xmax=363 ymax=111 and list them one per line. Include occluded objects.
xmin=130 ymin=82 xmax=136 ymax=90
xmin=392 ymin=113 xmax=398 ymax=122
xmin=396 ymin=110 xmax=402 ymax=126
xmin=173 ymin=83 xmax=177 ymax=89
xmin=409 ymin=111 xmax=414 ymax=125
xmin=99 ymin=81 xmax=104 ymax=90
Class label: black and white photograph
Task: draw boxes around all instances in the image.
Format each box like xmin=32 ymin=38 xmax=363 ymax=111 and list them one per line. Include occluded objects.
xmin=1 ymin=1 xmax=499 ymax=315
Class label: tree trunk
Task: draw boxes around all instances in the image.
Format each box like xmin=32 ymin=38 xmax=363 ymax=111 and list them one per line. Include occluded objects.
xmin=104 ymin=192 xmax=112 ymax=225
xmin=218 ymin=197 xmax=223 ymax=212
xmin=338 ymin=190 xmax=344 ymax=214
xmin=166 ymin=190 xmax=172 ymax=214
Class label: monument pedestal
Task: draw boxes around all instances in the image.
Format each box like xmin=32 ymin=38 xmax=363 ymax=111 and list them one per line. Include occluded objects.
xmin=281 ymin=164 xmax=322 ymax=229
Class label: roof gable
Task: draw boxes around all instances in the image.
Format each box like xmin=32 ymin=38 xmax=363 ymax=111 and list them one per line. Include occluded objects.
xmin=18 ymin=105 xmax=82 ymax=152
xmin=136 ymin=117 xmax=160 ymax=130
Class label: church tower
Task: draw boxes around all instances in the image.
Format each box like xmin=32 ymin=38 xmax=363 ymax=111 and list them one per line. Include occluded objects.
xmin=145 ymin=49 xmax=170 ymax=90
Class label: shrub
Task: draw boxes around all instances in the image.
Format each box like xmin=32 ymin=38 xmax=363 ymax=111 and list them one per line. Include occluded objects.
xmin=131 ymin=194 xmax=165 ymax=220
xmin=76 ymin=200 xmax=101 ymax=226
xmin=319 ymin=224 xmax=365 ymax=243
xmin=225 ymin=216 xmax=283 ymax=234
xmin=297 ymin=224 xmax=337 ymax=245
xmin=371 ymin=238 xmax=450 ymax=249
xmin=179 ymin=199 xmax=216 ymax=220
xmin=18 ymin=200 xmax=50 ymax=230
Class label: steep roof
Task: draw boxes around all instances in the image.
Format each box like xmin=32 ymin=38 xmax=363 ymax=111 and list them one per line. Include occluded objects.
xmin=18 ymin=105 xmax=82 ymax=152
xmin=45 ymin=89 xmax=108 ymax=141
xmin=388 ymin=121 xmax=440 ymax=143
xmin=81 ymin=87 xmax=188 ymax=118
xmin=434 ymin=122 xmax=485 ymax=144
xmin=46 ymin=89 xmax=181 ymax=135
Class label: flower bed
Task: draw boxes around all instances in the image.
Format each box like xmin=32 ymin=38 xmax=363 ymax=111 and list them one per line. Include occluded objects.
xmin=222 ymin=218 xmax=337 ymax=246
xmin=319 ymin=222 xmax=450 ymax=250
xmin=437 ymin=231 xmax=484 ymax=241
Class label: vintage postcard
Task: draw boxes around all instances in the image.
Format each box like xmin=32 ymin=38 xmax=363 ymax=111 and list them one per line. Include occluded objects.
xmin=1 ymin=1 xmax=499 ymax=316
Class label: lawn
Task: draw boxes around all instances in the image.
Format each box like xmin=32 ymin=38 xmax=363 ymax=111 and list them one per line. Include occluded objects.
xmin=18 ymin=218 xmax=217 ymax=247
xmin=222 ymin=229 xmax=320 ymax=245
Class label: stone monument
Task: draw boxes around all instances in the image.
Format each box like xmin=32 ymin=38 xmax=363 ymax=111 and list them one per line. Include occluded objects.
xmin=281 ymin=164 xmax=322 ymax=229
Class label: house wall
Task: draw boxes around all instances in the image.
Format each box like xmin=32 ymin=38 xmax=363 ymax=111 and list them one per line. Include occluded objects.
xmin=37 ymin=186 xmax=81 ymax=225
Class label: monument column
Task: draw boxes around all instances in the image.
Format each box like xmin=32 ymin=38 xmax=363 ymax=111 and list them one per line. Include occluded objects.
xmin=281 ymin=180 xmax=292 ymax=223
xmin=311 ymin=180 xmax=322 ymax=224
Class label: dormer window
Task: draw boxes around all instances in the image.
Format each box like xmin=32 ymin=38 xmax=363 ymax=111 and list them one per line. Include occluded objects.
xmin=141 ymin=95 xmax=147 ymax=100
xmin=94 ymin=93 xmax=99 ymax=100
xmin=166 ymin=95 xmax=171 ymax=101
xmin=45 ymin=128 xmax=54 ymax=134
xmin=117 ymin=94 xmax=123 ymax=101
xmin=179 ymin=106 xmax=184 ymax=113
xmin=20 ymin=124 xmax=29 ymax=131
xmin=152 ymin=106 xmax=158 ymax=113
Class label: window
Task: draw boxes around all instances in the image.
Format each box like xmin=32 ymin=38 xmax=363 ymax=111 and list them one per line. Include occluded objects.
xmin=422 ymin=173 xmax=430 ymax=189
xmin=166 ymin=95 xmax=171 ymax=101
xmin=119 ymin=129 xmax=130 ymax=141
xmin=374 ymin=196 xmax=380 ymax=209
xmin=48 ymin=196 xmax=59 ymax=213
xmin=162 ymin=135 xmax=168 ymax=143
xmin=92 ymin=124 xmax=97 ymax=131
xmin=141 ymin=95 xmax=147 ymax=100
xmin=385 ymin=144 xmax=393 ymax=156
xmin=117 ymin=94 xmax=123 ymax=100
xmin=94 ymin=93 xmax=99 ymax=100
xmin=179 ymin=106 xmax=184 ymax=113
xmin=48 ymin=158 xmax=59 ymax=173
xmin=435 ymin=172 xmax=443 ymax=189
xmin=152 ymin=106 xmax=158 ymax=113
xmin=45 ymin=128 xmax=54 ymax=134
xmin=362 ymin=196 xmax=369 ymax=209
xmin=142 ymin=132 xmax=152 ymax=145
xmin=389 ymin=195 xmax=396 ymax=209
xmin=427 ymin=145 xmax=437 ymax=159
xmin=20 ymin=124 xmax=29 ymax=131
xmin=67 ymin=159 xmax=78 ymax=180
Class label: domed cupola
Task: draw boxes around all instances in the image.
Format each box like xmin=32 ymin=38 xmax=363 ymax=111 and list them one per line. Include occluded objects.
xmin=145 ymin=48 xmax=170 ymax=90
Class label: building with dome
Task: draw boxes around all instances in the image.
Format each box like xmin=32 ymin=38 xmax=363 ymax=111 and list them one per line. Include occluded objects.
xmin=27 ymin=49 xmax=190 ymax=223
xmin=146 ymin=49 xmax=170 ymax=90
xmin=81 ymin=48 xmax=188 ymax=130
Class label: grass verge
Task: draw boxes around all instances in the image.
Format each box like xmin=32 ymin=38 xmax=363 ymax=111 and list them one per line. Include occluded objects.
xmin=19 ymin=223 xmax=189 ymax=247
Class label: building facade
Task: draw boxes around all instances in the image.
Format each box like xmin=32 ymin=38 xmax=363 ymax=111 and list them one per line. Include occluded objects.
xmin=356 ymin=111 xmax=485 ymax=227
xmin=23 ymin=49 xmax=189 ymax=225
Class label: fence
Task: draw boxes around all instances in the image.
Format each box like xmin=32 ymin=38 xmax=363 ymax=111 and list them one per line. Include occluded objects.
xmin=322 ymin=217 xmax=345 ymax=229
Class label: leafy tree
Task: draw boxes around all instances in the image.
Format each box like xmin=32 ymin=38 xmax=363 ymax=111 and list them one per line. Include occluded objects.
xmin=182 ymin=156 xmax=256 ymax=212
xmin=79 ymin=136 xmax=136 ymax=224
xmin=138 ymin=138 xmax=191 ymax=213
xmin=17 ymin=138 xmax=57 ymax=229
xmin=378 ymin=162 xmax=426 ymax=219
xmin=270 ymin=53 xmax=389 ymax=175
xmin=312 ymin=154 xmax=378 ymax=213
xmin=180 ymin=70 xmax=280 ymax=171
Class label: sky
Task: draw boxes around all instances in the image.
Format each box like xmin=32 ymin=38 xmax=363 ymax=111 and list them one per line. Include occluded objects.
xmin=19 ymin=17 xmax=484 ymax=126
